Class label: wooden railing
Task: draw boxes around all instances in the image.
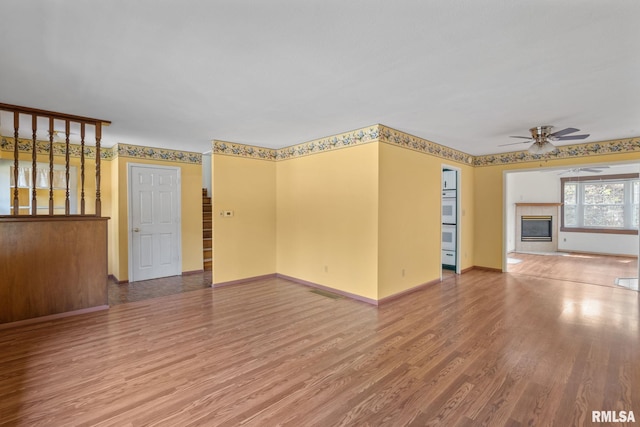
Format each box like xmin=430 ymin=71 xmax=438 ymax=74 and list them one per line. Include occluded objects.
xmin=0 ymin=103 xmax=111 ymax=216
xmin=0 ymin=103 xmax=112 ymax=324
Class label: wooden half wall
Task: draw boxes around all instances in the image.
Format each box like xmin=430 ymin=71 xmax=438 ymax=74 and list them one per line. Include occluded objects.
xmin=0 ymin=216 xmax=109 ymax=324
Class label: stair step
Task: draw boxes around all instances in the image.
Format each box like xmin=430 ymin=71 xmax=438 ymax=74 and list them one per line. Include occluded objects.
xmin=202 ymin=188 xmax=212 ymax=270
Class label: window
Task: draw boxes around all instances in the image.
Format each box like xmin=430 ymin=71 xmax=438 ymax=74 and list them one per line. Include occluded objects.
xmin=561 ymin=174 xmax=639 ymax=235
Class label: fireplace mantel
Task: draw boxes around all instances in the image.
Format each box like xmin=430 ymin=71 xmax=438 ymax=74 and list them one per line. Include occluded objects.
xmin=515 ymin=203 xmax=562 ymax=207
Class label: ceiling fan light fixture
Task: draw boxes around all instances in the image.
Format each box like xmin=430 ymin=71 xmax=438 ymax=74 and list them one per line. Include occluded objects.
xmin=527 ymin=141 xmax=556 ymax=155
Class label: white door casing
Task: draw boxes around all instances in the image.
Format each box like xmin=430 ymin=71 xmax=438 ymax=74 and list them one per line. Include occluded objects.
xmin=129 ymin=164 xmax=181 ymax=281
xmin=441 ymin=164 xmax=461 ymax=275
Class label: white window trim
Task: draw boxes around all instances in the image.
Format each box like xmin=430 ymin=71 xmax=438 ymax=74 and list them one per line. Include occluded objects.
xmin=561 ymin=173 xmax=639 ymax=235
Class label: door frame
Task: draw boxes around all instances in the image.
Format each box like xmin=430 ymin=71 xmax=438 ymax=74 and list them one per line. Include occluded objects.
xmin=127 ymin=162 xmax=182 ymax=282
xmin=441 ymin=163 xmax=461 ymax=276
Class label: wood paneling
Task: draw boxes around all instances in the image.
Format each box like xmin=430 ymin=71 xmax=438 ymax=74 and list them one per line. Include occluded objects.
xmin=0 ymin=216 xmax=108 ymax=323
xmin=0 ymin=271 xmax=638 ymax=425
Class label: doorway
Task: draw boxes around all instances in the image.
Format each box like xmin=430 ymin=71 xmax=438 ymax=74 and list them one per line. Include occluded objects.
xmin=503 ymin=162 xmax=639 ymax=290
xmin=128 ymin=164 xmax=181 ymax=282
xmin=441 ymin=165 xmax=461 ymax=276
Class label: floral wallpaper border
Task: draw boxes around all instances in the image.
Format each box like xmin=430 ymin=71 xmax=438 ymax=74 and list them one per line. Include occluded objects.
xmin=114 ymin=143 xmax=202 ymax=164
xmin=0 ymin=137 xmax=113 ymax=160
xmin=276 ymin=126 xmax=379 ymax=160
xmin=0 ymin=138 xmax=203 ymax=164
xmin=6 ymin=132 xmax=640 ymax=168
xmin=474 ymin=137 xmax=640 ymax=167
xmin=212 ymin=125 xmax=475 ymax=165
xmin=212 ymin=140 xmax=277 ymax=160
xmin=212 ymin=126 xmax=380 ymax=161
xmin=378 ymin=125 xmax=473 ymax=165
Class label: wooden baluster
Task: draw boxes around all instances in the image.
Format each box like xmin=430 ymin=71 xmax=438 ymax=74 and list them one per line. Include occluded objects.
xmin=31 ymin=115 xmax=38 ymax=215
xmin=12 ymin=112 xmax=19 ymax=215
xmin=65 ymin=120 xmax=70 ymax=215
xmin=48 ymin=117 xmax=54 ymax=215
xmin=80 ymin=123 xmax=86 ymax=215
xmin=95 ymin=123 xmax=102 ymax=216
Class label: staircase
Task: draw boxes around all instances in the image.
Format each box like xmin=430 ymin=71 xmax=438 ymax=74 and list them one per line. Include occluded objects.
xmin=202 ymin=188 xmax=212 ymax=271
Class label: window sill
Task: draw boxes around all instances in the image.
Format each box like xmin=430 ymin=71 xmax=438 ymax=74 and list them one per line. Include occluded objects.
xmin=560 ymin=227 xmax=638 ymax=235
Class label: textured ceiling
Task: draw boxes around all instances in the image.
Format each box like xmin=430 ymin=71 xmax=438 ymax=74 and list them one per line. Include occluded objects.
xmin=1 ymin=1 xmax=639 ymax=156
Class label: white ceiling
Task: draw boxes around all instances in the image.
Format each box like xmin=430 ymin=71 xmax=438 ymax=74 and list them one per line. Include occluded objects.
xmin=1 ymin=1 xmax=639 ymax=156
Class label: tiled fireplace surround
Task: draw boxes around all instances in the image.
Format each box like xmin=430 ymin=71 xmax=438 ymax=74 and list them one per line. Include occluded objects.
xmin=515 ymin=203 xmax=562 ymax=253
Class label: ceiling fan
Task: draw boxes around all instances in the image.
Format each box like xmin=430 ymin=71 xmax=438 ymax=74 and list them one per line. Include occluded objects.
xmin=557 ymin=166 xmax=609 ymax=175
xmin=501 ymin=125 xmax=590 ymax=154
xmin=37 ymin=129 xmax=78 ymax=141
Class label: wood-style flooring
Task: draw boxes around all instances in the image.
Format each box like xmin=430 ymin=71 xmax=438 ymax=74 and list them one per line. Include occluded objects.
xmin=507 ymin=251 xmax=638 ymax=289
xmin=108 ymin=273 xmax=213 ymax=306
xmin=1 ymin=271 xmax=639 ymax=426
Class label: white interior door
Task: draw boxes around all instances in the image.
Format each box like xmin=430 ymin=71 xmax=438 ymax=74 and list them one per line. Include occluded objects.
xmin=129 ymin=164 xmax=181 ymax=282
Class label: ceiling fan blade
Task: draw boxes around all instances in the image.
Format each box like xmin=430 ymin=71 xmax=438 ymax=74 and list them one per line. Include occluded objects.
xmin=580 ymin=168 xmax=604 ymax=173
xmin=555 ymin=134 xmax=590 ymax=140
xmin=499 ymin=141 xmax=531 ymax=147
xmin=549 ymin=127 xmax=579 ymax=138
xmin=509 ymin=136 xmax=533 ymax=139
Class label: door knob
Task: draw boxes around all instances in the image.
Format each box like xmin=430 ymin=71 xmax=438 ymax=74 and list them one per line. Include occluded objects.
xmin=133 ymin=228 xmax=140 ymax=232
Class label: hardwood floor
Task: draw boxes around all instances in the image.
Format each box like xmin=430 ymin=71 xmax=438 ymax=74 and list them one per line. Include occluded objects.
xmin=1 ymin=271 xmax=639 ymax=426
xmin=108 ymin=273 xmax=213 ymax=305
xmin=507 ymin=252 xmax=638 ymax=289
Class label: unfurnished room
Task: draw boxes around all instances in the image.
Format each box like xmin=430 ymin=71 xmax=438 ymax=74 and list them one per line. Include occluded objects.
xmin=1 ymin=1 xmax=639 ymax=426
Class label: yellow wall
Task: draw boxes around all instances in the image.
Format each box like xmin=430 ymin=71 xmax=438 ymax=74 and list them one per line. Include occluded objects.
xmin=474 ymin=153 xmax=640 ymax=269
xmin=276 ymin=143 xmax=379 ymax=300
xmin=212 ymin=154 xmax=276 ymax=284
xmin=106 ymin=156 xmax=119 ymax=277
xmin=214 ymin=139 xmax=473 ymax=302
xmin=377 ymin=142 xmax=439 ymax=298
xmin=377 ymin=143 xmax=474 ymax=298
xmin=458 ymin=161 xmax=475 ymax=271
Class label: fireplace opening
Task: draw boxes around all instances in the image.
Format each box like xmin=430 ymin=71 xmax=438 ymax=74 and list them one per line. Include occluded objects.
xmin=521 ymin=215 xmax=552 ymax=242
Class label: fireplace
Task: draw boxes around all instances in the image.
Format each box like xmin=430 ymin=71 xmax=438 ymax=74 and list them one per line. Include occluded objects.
xmin=521 ymin=215 xmax=552 ymax=242
xmin=515 ymin=203 xmax=560 ymax=252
